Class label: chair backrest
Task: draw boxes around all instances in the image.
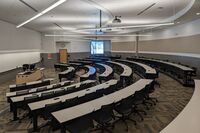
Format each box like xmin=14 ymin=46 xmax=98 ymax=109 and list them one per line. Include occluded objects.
xmin=104 ymin=84 xmax=116 ymax=95
xmin=41 ymin=91 xmax=54 ymax=97
xmin=132 ymin=90 xmax=145 ymax=102
xmin=45 ymin=101 xmax=62 ymax=112
xmin=64 ymin=81 xmax=71 ymax=86
xmin=66 ymin=86 xmax=76 ymax=93
xmin=29 ymin=64 xmax=35 ymax=70
xmin=116 ymin=96 xmax=133 ymax=110
xmin=24 ymin=94 xmax=39 ymax=101
xmin=54 ymin=89 xmax=66 ymax=95
xmin=66 ymin=115 xmax=94 ymax=133
xmin=44 ymin=101 xmax=62 ymax=119
xmin=78 ymin=92 xmax=98 ymax=104
xmin=23 ymin=64 xmax=29 ymax=71
xmin=36 ymin=86 xmax=47 ymax=92
xmin=16 ymin=89 xmax=29 ymax=95
xmin=99 ymin=103 xmax=114 ymax=118
xmin=16 ymin=83 xmax=26 ymax=87
xmin=53 ymin=84 xmax=61 ymax=88
xmin=64 ymin=97 xmax=79 ymax=108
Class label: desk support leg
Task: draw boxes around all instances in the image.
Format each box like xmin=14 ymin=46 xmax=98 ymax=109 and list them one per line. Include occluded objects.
xmin=60 ymin=124 xmax=66 ymax=133
xmin=33 ymin=113 xmax=38 ymax=132
xmin=12 ymin=104 xmax=19 ymax=121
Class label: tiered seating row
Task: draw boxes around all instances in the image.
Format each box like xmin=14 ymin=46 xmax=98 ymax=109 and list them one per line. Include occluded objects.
xmin=127 ymin=57 xmax=195 ymax=86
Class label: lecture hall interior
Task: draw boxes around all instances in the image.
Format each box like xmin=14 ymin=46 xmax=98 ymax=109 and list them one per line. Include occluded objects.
xmin=0 ymin=0 xmax=200 ymax=133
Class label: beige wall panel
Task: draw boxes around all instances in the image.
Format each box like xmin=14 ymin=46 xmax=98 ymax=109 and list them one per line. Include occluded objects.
xmin=111 ymin=41 xmax=135 ymax=51
xmin=139 ymin=34 xmax=200 ymax=54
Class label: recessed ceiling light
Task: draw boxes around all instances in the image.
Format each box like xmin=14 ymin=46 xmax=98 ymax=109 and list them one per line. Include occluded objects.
xmin=196 ymin=13 xmax=200 ymax=15
xmin=16 ymin=0 xmax=67 ymax=28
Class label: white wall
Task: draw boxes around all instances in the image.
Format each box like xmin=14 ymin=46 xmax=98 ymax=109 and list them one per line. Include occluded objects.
xmin=104 ymin=40 xmax=111 ymax=52
xmin=41 ymin=35 xmax=112 ymax=53
xmin=0 ymin=20 xmax=41 ymax=50
xmin=140 ymin=18 xmax=200 ymax=41
xmin=0 ymin=20 xmax=42 ymax=72
xmin=41 ymin=35 xmax=90 ymax=53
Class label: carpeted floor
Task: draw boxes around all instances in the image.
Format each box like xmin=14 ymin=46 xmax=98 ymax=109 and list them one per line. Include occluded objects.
xmin=0 ymin=68 xmax=194 ymax=133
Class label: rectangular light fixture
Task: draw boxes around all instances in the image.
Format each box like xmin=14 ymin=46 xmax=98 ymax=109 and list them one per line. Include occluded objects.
xmin=77 ymin=22 xmax=175 ymax=31
xmin=44 ymin=34 xmax=152 ymax=37
xmin=16 ymin=0 xmax=67 ymax=28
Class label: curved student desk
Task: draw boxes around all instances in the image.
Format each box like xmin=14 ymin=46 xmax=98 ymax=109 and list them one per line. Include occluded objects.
xmin=54 ymin=63 xmax=70 ymax=71
xmin=10 ymin=80 xmax=96 ymax=121
xmin=58 ymin=67 xmax=75 ymax=81
xmin=116 ymin=59 xmax=158 ymax=79
xmin=95 ymin=63 xmax=114 ymax=83
xmin=69 ymin=63 xmax=82 ymax=69
xmin=51 ymin=79 xmax=152 ymax=133
xmin=106 ymin=61 xmax=133 ymax=86
xmin=80 ymin=65 xmax=96 ymax=81
xmin=127 ymin=57 xmax=195 ymax=86
xmin=79 ymin=58 xmax=103 ymax=63
xmin=28 ymin=79 xmax=117 ymax=131
xmin=160 ymin=80 xmax=200 ymax=133
xmin=87 ymin=57 xmax=109 ymax=61
xmin=69 ymin=60 xmax=93 ymax=65
xmin=6 ymin=80 xmax=72 ymax=98
xmin=9 ymin=78 xmax=54 ymax=92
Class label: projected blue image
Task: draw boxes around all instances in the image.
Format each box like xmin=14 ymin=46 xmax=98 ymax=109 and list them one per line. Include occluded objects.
xmin=91 ymin=41 xmax=104 ymax=54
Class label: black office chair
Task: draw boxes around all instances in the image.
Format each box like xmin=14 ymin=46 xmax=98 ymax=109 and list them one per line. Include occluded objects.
xmin=144 ymin=82 xmax=158 ymax=105
xmin=115 ymin=80 xmax=123 ymax=90
xmin=43 ymin=101 xmax=62 ymax=120
xmin=19 ymin=95 xmax=39 ymax=122
xmin=66 ymin=86 xmax=76 ymax=93
xmin=24 ymin=94 xmax=39 ymax=102
xmin=16 ymin=89 xmax=29 ymax=95
xmin=29 ymin=64 xmax=36 ymax=70
xmin=36 ymin=86 xmax=47 ymax=92
xmin=64 ymin=97 xmax=79 ymax=108
xmin=53 ymin=84 xmax=61 ymax=89
xmin=15 ymin=83 xmax=26 ymax=91
xmin=22 ymin=64 xmax=29 ymax=71
xmin=78 ymin=92 xmax=102 ymax=104
xmin=92 ymin=103 xmax=115 ymax=133
xmin=54 ymin=89 xmax=66 ymax=95
xmin=114 ymin=96 xmax=136 ymax=131
xmin=40 ymin=101 xmax=62 ymax=132
xmin=66 ymin=115 xmax=94 ymax=133
xmin=131 ymin=92 xmax=147 ymax=121
xmin=64 ymin=81 xmax=71 ymax=86
xmin=41 ymin=91 xmax=54 ymax=99
xmin=104 ymin=84 xmax=116 ymax=95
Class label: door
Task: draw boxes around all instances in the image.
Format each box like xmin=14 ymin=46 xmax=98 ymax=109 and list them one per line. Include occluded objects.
xmin=59 ymin=49 xmax=68 ymax=63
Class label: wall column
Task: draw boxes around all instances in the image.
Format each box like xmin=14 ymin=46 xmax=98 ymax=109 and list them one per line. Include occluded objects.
xmin=135 ymin=34 xmax=139 ymax=58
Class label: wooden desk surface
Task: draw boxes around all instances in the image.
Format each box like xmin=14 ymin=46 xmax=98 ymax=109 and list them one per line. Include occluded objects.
xmin=16 ymin=68 xmax=45 ymax=84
